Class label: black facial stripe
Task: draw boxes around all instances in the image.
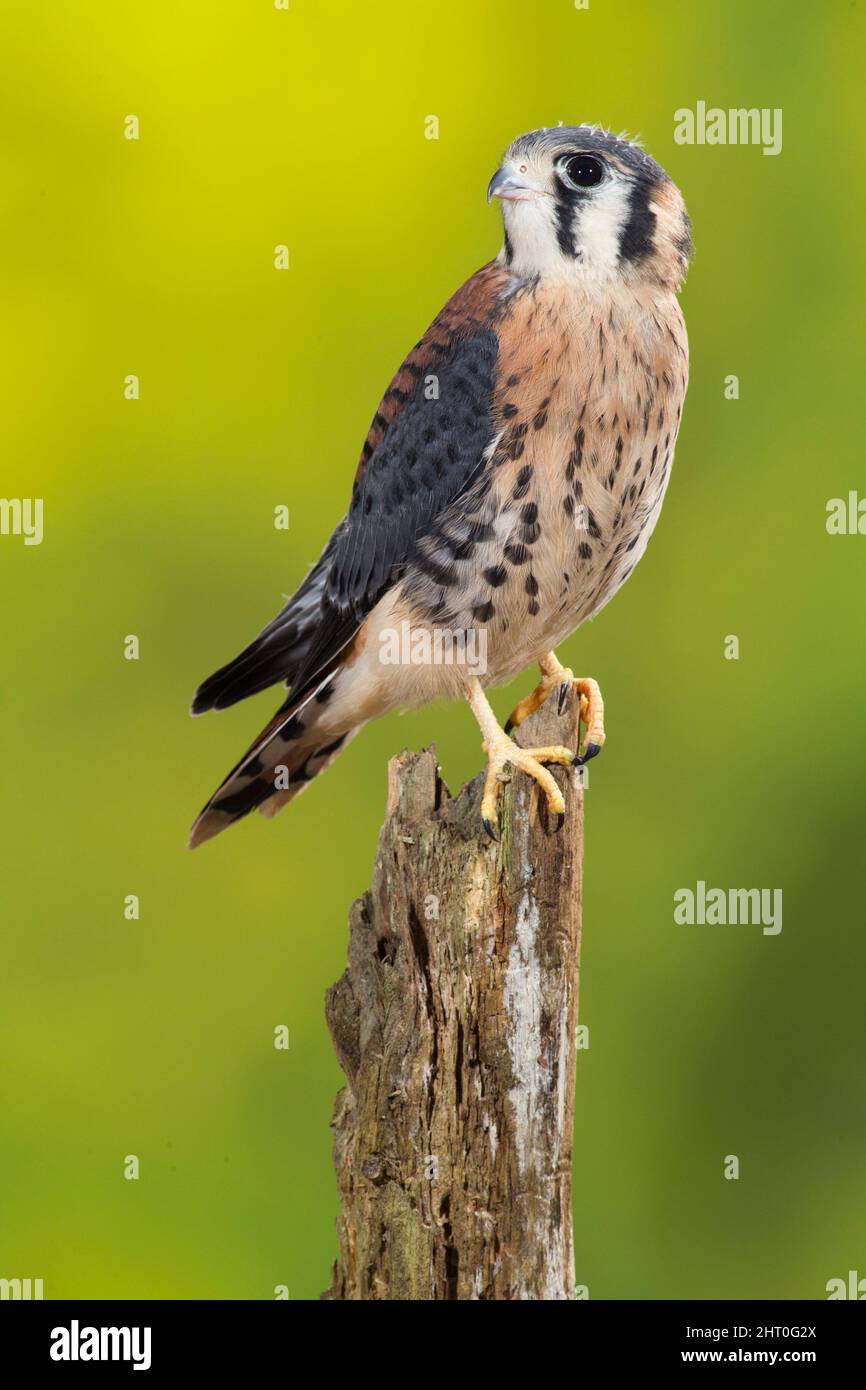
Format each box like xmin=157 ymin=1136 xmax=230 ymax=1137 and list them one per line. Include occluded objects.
xmin=619 ymin=173 xmax=656 ymax=264
xmin=552 ymin=168 xmax=603 ymax=259
xmin=554 ymin=192 xmax=579 ymax=258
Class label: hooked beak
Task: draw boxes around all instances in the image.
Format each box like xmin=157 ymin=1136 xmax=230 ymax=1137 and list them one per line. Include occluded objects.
xmin=486 ymin=167 xmax=549 ymax=204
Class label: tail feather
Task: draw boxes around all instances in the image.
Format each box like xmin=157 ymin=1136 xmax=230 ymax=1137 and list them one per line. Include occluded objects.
xmin=189 ymin=524 xmax=368 ymax=847
xmin=189 ymin=677 xmax=360 ymax=848
xmin=256 ymin=729 xmax=360 ymax=820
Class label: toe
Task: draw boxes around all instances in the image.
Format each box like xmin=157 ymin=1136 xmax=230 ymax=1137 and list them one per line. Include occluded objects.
xmin=576 ymin=741 xmax=602 ymax=766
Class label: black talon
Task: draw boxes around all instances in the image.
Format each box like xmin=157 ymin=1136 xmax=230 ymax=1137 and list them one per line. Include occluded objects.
xmin=554 ymin=810 xmax=565 ymax=832
xmin=557 ymin=681 xmax=570 ymax=715
xmin=482 ymin=817 xmax=498 ymax=842
xmin=504 ymin=718 xmax=515 ymax=735
xmin=576 ymin=741 xmax=602 ymax=766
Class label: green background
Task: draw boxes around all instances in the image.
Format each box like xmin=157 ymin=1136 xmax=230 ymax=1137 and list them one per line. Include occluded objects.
xmin=2 ymin=0 xmax=864 ymax=1300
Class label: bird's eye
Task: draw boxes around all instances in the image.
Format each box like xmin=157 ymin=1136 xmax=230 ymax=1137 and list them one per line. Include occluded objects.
xmin=559 ymin=154 xmax=604 ymax=189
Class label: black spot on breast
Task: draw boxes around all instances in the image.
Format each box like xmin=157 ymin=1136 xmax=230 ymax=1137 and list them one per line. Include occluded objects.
xmin=578 ymin=542 xmax=592 ymax=560
xmin=512 ymin=464 xmax=534 ymax=500
xmin=505 ymin=542 xmax=529 ymax=565
xmin=473 ymin=600 xmax=496 ymax=622
xmin=507 ymin=421 xmax=529 ymax=457
xmin=483 ymin=564 xmax=507 ymax=588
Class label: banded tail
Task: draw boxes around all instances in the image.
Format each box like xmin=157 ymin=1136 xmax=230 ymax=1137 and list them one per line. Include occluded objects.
xmin=189 ymin=539 xmax=360 ymax=848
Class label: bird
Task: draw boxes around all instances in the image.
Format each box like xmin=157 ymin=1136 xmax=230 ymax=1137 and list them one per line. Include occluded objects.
xmin=189 ymin=124 xmax=691 ymax=848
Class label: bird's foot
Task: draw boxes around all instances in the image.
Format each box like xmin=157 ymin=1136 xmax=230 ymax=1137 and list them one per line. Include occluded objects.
xmin=566 ymin=675 xmax=606 ymax=766
xmin=504 ymin=661 xmax=573 ymax=734
xmin=480 ymin=732 xmax=576 ymax=840
xmin=504 ymin=654 xmax=606 ymax=767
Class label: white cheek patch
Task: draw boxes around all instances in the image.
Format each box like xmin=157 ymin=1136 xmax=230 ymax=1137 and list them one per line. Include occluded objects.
xmin=574 ymin=180 xmax=633 ymax=279
xmin=501 ymin=176 xmax=641 ymax=285
xmin=503 ymin=198 xmax=569 ymax=277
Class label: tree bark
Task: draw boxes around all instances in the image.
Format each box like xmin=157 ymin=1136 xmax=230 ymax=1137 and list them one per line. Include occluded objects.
xmin=323 ymin=686 xmax=584 ymax=1300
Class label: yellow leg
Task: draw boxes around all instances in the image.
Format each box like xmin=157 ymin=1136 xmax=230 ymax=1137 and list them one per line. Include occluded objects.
xmin=505 ymin=652 xmax=606 ymax=763
xmin=466 ymin=676 xmax=576 ymax=839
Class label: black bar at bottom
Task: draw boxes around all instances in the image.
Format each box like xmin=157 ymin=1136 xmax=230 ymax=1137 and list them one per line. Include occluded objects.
xmin=0 ymin=1298 xmax=860 ymax=1373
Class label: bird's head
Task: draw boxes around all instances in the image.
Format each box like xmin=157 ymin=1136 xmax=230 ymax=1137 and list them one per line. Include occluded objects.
xmin=488 ymin=125 xmax=692 ymax=292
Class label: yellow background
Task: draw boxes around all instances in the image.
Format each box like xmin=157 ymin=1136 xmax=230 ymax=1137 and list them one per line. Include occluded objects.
xmin=1 ymin=0 xmax=864 ymax=1298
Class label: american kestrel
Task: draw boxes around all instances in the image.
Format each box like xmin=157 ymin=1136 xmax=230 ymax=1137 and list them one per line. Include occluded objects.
xmin=190 ymin=125 xmax=691 ymax=847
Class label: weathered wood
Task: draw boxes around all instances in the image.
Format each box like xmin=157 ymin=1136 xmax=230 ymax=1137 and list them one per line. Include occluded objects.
xmin=323 ymin=687 xmax=584 ymax=1301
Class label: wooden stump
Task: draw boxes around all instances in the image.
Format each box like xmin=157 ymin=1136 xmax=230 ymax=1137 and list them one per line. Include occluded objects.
xmin=323 ymin=687 xmax=584 ymax=1300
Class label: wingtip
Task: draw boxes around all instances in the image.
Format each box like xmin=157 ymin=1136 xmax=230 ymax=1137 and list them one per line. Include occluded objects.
xmin=190 ymin=687 xmax=212 ymax=717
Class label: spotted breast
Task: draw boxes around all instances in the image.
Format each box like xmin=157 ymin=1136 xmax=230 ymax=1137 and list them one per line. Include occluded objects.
xmin=401 ymin=269 xmax=689 ymax=690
